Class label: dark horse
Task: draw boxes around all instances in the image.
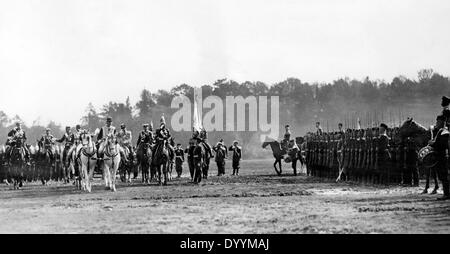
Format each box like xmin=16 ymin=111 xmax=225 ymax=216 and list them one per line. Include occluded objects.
xmin=136 ymin=143 xmax=152 ymax=184
xmin=394 ymin=118 xmax=437 ymax=194
xmin=262 ymin=137 xmax=304 ymax=176
xmin=8 ymin=138 xmax=27 ymax=189
xmin=152 ymin=138 xmax=171 ymax=185
xmin=36 ymin=140 xmax=56 ymax=185
xmin=118 ymin=145 xmax=136 ymax=183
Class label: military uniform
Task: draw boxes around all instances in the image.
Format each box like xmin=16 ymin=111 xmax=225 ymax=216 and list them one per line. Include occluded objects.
xmin=431 ymin=124 xmax=450 ymax=199
xmin=213 ymin=142 xmax=227 ymax=176
xmin=6 ymin=127 xmax=30 ymax=162
xmin=185 ymin=142 xmax=196 ymax=180
xmin=174 ymin=146 xmax=185 ymax=177
xmin=40 ymin=133 xmax=56 ymax=160
xmin=229 ymin=144 xmax=242 ymax=175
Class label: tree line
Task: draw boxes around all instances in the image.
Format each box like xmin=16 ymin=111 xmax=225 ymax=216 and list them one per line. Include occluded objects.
xmin=0 ymin=69 xmax=447 ymax=158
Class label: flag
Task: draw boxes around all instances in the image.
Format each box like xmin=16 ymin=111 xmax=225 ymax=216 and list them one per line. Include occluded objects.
xmin=193 ymin=87 xmax=203 ymax=132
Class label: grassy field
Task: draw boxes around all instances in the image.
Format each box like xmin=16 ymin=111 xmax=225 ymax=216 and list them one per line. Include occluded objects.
xmin=0 ymin=159 xmax=449 ymax=234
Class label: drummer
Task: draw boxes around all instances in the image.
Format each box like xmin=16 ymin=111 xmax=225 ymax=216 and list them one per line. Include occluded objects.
xmin=428 ymin=114 xmax=450 ymax=200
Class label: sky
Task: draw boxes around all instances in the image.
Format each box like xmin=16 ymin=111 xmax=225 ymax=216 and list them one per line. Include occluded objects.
xmin=0 ymin=0 xmax=449 ymax=126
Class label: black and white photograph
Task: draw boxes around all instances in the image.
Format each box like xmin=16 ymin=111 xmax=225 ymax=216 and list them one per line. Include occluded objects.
xmin=0 ymin=0 xmax=450 ymax=238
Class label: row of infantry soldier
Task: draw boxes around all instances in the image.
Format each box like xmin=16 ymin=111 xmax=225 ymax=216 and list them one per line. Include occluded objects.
xmin=305 ymin=121 xmax=419 ymax=186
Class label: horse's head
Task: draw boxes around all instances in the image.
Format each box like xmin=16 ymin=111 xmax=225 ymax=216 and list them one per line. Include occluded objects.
xmin=106 ymin=134 xmax=117 ymax=147
xmin=80 ymin=131 xmax=92 ymax=146
xmin=395 ymin=117 xmax=429 ymax=144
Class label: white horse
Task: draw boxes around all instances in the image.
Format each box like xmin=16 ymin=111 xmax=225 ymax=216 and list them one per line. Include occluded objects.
xmin=102 ymin=134 xmax=121 ymax=192
xmin=79 ymin=132 xmax=97 ymax=192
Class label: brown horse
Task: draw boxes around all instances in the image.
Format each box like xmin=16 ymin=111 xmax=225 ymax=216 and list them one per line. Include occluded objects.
xmin=394 ymin=117 xmax=438 ymax=194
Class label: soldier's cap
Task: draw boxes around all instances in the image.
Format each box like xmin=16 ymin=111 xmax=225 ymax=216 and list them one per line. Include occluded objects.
xmin=233 ymin=140 xmax=239 ymax=144
xmin=143 ymin=123 xmax=149 ymax=127
xmin=442 ymin=96 xmax=450 ymax=107
xmin=285 ymin=124 xmax=290 ymax=128
xmin=120 ymin=123 xmax=126 ymax=128
xmin=177 ymin=143 xmax=181 ymax=146
xmin=379 ymin=123 xmax=388 ymax=129
xmin=15 ymin=122 xmax=21 ymax=126
xmin=106 ymin=117 xmax=112 ymax=122
xmin=65 ymin=126 xmax=71 ymax=129
xmin=46 ymin=128 xmax=51 ymax=131
xmin=76 ymin=124 xmax=81 ymax=128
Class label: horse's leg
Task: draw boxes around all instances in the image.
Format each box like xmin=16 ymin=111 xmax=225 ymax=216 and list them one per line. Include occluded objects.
xmin=279 ymin=160 xmax=283 ymax=175
xmin=431 ymin=168 xmax=439 ymax=194
xmin=273 ymin=159 xmax=281 ymax=176
xmin=163 ymin=163 xmax=168 ymax=186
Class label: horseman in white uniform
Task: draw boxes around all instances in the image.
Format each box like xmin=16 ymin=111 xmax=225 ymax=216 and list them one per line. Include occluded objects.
xmin=96 ymin=117 xmax=117 ymax=158
xmin=117 ymin=123 xmax=134 ymax=161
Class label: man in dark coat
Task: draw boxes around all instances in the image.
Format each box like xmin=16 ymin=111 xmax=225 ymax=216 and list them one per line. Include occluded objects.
xmin=185 ymin=139 xmax=196 ymax=181
xmin=213 ymin=139 xmax=227 ymax=176
xmin=429 ymin=114 xmax=450 ymax=200
xmin=174 ymin=143 xmax=185 ymax=178
xmin=229 ymin=140 xmax=242 ymax=176
xmin=378 ymin=123 xmax=391 ymax=184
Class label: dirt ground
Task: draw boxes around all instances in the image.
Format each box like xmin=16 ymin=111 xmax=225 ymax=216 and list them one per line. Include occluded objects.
xmin=0 ymin=159 xmax=449 ymax=234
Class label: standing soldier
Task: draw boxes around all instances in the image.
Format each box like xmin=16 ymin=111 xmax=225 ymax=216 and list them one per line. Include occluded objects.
xmin=378 ymin=123 xmax=391 ymax=184
xmin=316 ymin=122 xmax=323 ymax=136
xmin=229 ymin=140 xmax=242 ymax=176
xmin=185 ymin=139 xmax=196 ymax=181
xmin=404 ymin=137 xmax=419 ymax=186
xmin=213 ymin=139 xmax=227 ymax=176
xmin=174 ymin=143 xmax=185 ymax=178
xmin=429 ymin=114 xmax=450 ymax=200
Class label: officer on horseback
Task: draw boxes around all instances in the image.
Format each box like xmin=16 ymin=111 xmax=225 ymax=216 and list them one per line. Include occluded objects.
xmin=137 ymin=123 xmax=154 ymax=148
xmin=5 ymin=122 xmax=31 ymax=165
xmin=39 ymin=128 xmax=56 ymax=160
xmin=281 ymin=124 xmax=291 ymax=151
xmin=56 ymin=126 xmax=74 ymax=165
xmin=155 ymin=115 xmax=174 ymax=159
xmin=117 ymin=123 xmax=134 ymax=160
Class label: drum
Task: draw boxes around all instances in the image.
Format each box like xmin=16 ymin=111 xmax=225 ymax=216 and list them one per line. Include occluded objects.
xmin=418 ymin=145 xmax=437 ymax=168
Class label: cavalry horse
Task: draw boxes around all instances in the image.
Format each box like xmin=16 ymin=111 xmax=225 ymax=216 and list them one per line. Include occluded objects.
xmin=78 ymin=131 xmax=97 ymax=192
xmin=102 ymin=134 xmax=121 ymax=192
xmin=8 ymin=138 xmax=27 ymax=189
xmin=136 ymin=142 xmax=153 ymax=183
xmin=394 ymin=117 xmax=437 ymax=193
xmin=262 ymin=137 xmax=304 ymax=176
xmin=36 ymin=139 xmax=57 ymax=185
xmin=152 ymin=138 xmax=171 ymax=185
xmin=118 ymin=145 xmax=135 ymax=183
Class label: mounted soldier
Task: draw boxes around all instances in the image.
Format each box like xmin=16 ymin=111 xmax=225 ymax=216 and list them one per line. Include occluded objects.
xmin=5 ymin=122 xmax=31 ymax=165
xmin=281 ymin=125 xmax=291 ymax=151
xmin=39 ymin=128 xmax=57 ymax=160
xmin=56 ymin=126 xmax=74 ymax=165
xmin=97 ymin=117 xmax=117 ymax=158
xmin=117 ymin=123 xmax=134 ymax=160
xmin=136 ymin=123 xmax=154 ymax=183
xmin=154 ymin=115 xmax=174 ymax=159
